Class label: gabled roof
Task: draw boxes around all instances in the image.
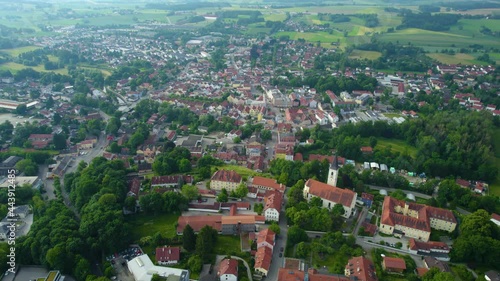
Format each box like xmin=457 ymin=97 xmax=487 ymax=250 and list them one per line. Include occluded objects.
xmin=256 ymin=228 xmax=275 ymax=248
xmin=218 ymin=259 xmax=238 ymax=277
xmin=155 ymin=246 xmax=180 ymax=263
xmin=251 ymin=176 xmax=285 ymax=192
xmin=211 ymin=170 xmax=242 ymax=183
xmin=305 ymin=179 xmax=356 ymax=207
xmin=383 ymin=257 xmax=406 ymax=270
xmin=345 ymin=256 xmax=378 ymax=281
xmin=254 ymin=246 xmax=273 ymax=272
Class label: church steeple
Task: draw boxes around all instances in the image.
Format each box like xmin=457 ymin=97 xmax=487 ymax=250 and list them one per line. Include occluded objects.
xmin=327 ymin=152 xmax=339 ymax=187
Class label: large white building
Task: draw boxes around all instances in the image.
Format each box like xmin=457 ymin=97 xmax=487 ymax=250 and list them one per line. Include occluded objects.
xmin=127 ymin=254 xmax=189 ymax=281
xmin=303 ymin=179 xmax=357 ymax=218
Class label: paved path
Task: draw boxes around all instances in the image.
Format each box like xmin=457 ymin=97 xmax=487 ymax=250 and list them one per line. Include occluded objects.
xmin=367 ymin=184 xmax=432 ymax=199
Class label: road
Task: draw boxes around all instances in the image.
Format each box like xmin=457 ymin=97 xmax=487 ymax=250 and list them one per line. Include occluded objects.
xmin=265 ymin=189 xmax=288 ymax=281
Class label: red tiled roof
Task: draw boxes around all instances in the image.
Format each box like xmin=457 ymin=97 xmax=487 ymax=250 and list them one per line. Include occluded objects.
xmin=177 ymin=216 xmax=222 ymax=233
xmin=455 ymin=179 xmax=470 ymax=188
xmin=383 ymin=257 xmax=406 ymax=270
xmin=255 ymin=247 xmax=273 ymax=272
xmin=256 ymin=228 xmax=275 ymax=248
xmin=361 ymin=193 xmax=374 ymax=201
xmin=211 ymin=170 xmax=242 ymax=183
xmin=416 ymin=268 xmax=429 ymax=277
xmin=264 ymin=190 xmax=283 ymax=212
xmin=151 ymin=175 xmax=193 ymax=186
xmin=277 ymin=269 xmax=305 ymax=281
xmin=155 ymin=246 xmax=180 ymax=263
xmin=345 ymin=256 xmax=378 ymax=281
xmin=305 ymin=179 xmax=356 ymax=208
xmin=408 ymin=238 xmax=449 ymax=253
xmin=218 ymin=259 xmax=238 ymax=277
xmin=492 ymin=213 xmax=500 ymax=222
xmin=252 ymin=176 xmax=285 ymax=192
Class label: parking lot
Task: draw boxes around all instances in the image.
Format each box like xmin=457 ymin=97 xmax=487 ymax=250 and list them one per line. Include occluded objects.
xmin=106 ymin=246 xmax=144 ymax=281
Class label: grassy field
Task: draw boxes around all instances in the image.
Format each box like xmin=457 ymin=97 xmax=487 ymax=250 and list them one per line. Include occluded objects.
xmin=0 ymin=46 xmax=41 ymax=57
xmin=0 ymin=62 xmax=68 ymax=75
xmin=213 ymin=235 xmax=242 ymax=256
xmin=349 ymin=50 xmax=382 ymax=60
xmin=490 ymin=128 xmax=500 ymax=196
xmin=221 ymin=165 xmax=259 ymax=178
xmin=128 ymin=213 xmax=179 ymax=241
xmin=373 ymin=138 xmax=418 ymax=158
xmin=427 ymin=53 xmax=488 ymax=65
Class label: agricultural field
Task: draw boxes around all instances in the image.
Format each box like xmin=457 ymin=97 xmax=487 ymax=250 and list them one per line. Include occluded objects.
xmin=349 ymin=49 xmax=382 ymax=60
xmin=275 ymin=31 xmax=345 ymax=44
xmin=0 ymin=46 xmax=41 ymax=57
xmin=427 ymin=53 xmax=489 ymax=65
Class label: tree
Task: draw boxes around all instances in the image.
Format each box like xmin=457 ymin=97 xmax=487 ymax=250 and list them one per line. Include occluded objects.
xmin=106 ymin=117 xmax=121 ymax=135
xmin=234 ymin=183 xmax=248 ymax=198
xmin=109 ymin=142 xmax=121 ymax=153
xmin=269 ymin=223 xmax=281 ymax=235
xmin=16 ymin=104 xmax=27 ymax=115
xmin=233 ymin=136 xmax=241 ymax=143
xmin=187 ymin=255 xmax=203 ymax=274
xmin=53 ymin=133 xmax=67 ymax=150
xmin=296 ymin=242 xmax=310 ymax=258
xmin=53 ymin=113 xmax=62 ymax=125
xmin=369 ymin=136 xmax=377 ymax=148
xmin=261 ymin=130 xmax=272 ymax=142
xmin=196 ymin=225 xmax=218 ymax=260
xmin=46 ymin=96 xmax=54 ymax=109
xmin=124 ymin=196 xmax=137 ymax=212
xmin=422 ymin=267 xmax=455 ymax=281
xmin=15 ymin=159 xmax=38 ymax=176
xmin=151 ymin=274 xmax=163 ymax=281
xmin=288 ymin=226 xmax=309 ymax=245
xmin=217 ymin=188 xmax=229 ymax=203
xmin=183 ymin=224 xmax=196 ymax=251
xmin=179 ymin=159 xmax=192 ymax=173
xmin=254 ymin=203 xmax=264 ymax=215
xmin=331 ymin=203 xmax=345 ymax=217
xmin=181 ymin=184 xmax=199 ymax=200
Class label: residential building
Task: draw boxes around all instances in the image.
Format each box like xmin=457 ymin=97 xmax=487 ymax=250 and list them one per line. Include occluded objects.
xmin=155 ymin=246 xmax=180 ymax=265
xmin=485 ymin=270 xmax=500 ymax=281
xmin=303 ymin=179 xmax=357 ymax=218
xmin=491 ymin=213 xmax=500 ymax=227
xmin=127 ymin=254 xmax=189 ymax=281
xmin=210 ymin=170 xmax=242 ymax=191
xmin=408 ymin=238 xmax=450 ymax=261
xmin=77 ymin=139 xmax=96 ymax=150
xmin=382 ymin=257 xmax=406 ymax=273
xmin=254 ymin=246 xmax=273 ymax=276
xmin=221 ymin=216 xmax=258 ymax=234
xmin=345 ymin=256 xmax=378 ymax=281
xmin=256 ymin=228 xmax=275 ymax=250
xmin=250 ymin=176 xmax=286 ymax=193
xmin=28 ymin=134 xmax=53 ymax=149
xmin=151 ymin=175 xmax=193 ymax=188
xmin=263 ymin=190 xmax=283 ymax=222
xmin=361 ymin=193 xmax=374 ymax=208
xmin=423 ymin=257 xmax=450 ymax=273
xmin=218 ymin=259 xmax=238 ymax=281
xmin=0 ymin=156 xmax=21 ymax=176
xmin=379 ymin=196 xmax=457 ymax=242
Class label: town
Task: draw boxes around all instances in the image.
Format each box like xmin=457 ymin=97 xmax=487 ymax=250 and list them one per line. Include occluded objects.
xmin=0 ymin=1 xmax=499 ymax=281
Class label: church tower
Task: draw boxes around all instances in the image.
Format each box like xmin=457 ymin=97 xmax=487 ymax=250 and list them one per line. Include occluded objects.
xmin=327 ymin=153 xmax=339 ymax=187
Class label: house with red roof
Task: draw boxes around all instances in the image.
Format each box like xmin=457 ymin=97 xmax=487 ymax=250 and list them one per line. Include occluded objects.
xmin=382 ymin=257 xmax=406 ymax=273
xmin=210 ymin=170 xmax=242 ymax=191
xmin=345 ymin=257 xmax=378 ymax=281
xmin=28 ymin=134 xmax=53 ymax=149
xmin=263 ymin=190 xmax=283 ymax=222
xmin=254 ymin=246 xmax=273 ymax=277
xmin=303 ymin=179 xmax=357 ymax=218
xmin=218 ymin=259 xmax=238 ymax=281
xmin=155 ymin=246 xmax=180 ymax=265
xmin=256 ymin=228 xmax=275 ymax=250
xmin=250 ymin=176 xmax=285 ymax=193
xmin=491 ymin=213 xmax=500 ymax=227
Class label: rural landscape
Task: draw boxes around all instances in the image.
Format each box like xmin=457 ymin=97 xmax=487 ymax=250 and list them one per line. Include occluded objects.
xmin=0 ymin=0 xmax=499 ymax=281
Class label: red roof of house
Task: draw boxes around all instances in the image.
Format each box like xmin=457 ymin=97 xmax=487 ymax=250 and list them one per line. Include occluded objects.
xmin=155 ymin=246 xmax=180 ymax=263
xmin=455 ymin=179 xmax=470 ymax=188
xmin=305 ymin=179 xmax=356 ymax=208
xmin=151 ymin=175 xmax=193 ymax=186
xmin=408 ymin=238 xmax=450 ymax=253
xmin=252 ymin=176 xmax=285 ymax=192
xmin=256 ymin=228 xmax=275 ymax=247
xmin=416 ymin=268 xmax=429 ymax=277
xmin=254 ymin=246 xmax=273 ymax=272
xmin=177 ymin=215 xmax=222 ymax=233
xmin=211 ymin=170 xmax=242 ymax=183
xmin=360 ymin=146 xmax=373 ymax=153
xmin=361 ymin=192 xmax=374 ymax=201
xmin=345 ymin=256 xmax=378 ymax=281
xmin=128 ymin=178 xmax=141 ymax=197
xmin=218 ymin=259 xmax=238 ymax=277
xmin=383 ymin=257 xmax=406 ymax=270
xmin=264 ymin=190 xmax=283 ymax=212
xmin=491 ymin=213 xmax=500 ymax=222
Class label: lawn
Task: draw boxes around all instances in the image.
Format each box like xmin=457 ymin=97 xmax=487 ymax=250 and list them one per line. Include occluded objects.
xmin=0 ymin=46 xmax=41 ymax=57
xmin=127 ymin=213 xmax=179 ymax=242
xmin=275 ymin=31 xmax=345 ymax=43
xmin=349 ymin=50 xmax=382 ymax=60
xmin=213 ymin=235 xmax=242 ymax=256
xmin=427 ymin=53 xmax=487 ymax=65
xmin=311 ymin=250 xmax=347 ymax=274
xmin=373 ymin=138 xmax=418 ymax=158
xmin=221 ymin=165 xmax=259 ymax=178
xmin=0 ymin=62 xmax=68 ymax=75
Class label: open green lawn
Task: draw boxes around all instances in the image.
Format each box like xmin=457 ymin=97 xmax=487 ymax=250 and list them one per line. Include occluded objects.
xmin=275 ymin=31 xmax=345 ymax=43
xmin=0 ymin=46 xmax=41 ymax=57
xmin=349 ymin=49 xmax=382 ymax=60
xmin=0 ymin=62 xmax=68 ymax=75
xmin=127 ymin=213 xmax=179 ymax=241
xmin=221 ymin=165 xmax=259 ymax=178
xmin=312 ymin=251 xmax=347 ymax=274
xmin=427 ymin=53 xmax=489 ymax=65
xmin=213 ymin=235 xmax=242 ymax=255
xmin=371 ymin=138 xmax=418 ymax=158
